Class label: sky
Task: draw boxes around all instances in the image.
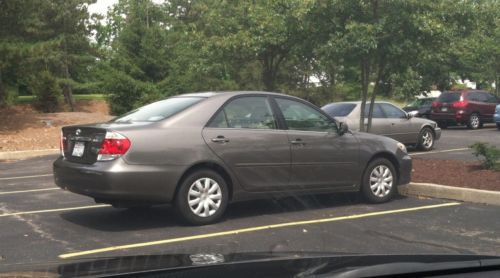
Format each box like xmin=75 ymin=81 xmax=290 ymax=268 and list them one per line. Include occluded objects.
xmin=88 ymin=0 xmax=165 ymax=15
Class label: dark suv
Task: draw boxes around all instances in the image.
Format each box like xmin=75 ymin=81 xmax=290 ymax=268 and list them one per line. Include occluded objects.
xmin=430 ymin=90 xmax=499 ymax=129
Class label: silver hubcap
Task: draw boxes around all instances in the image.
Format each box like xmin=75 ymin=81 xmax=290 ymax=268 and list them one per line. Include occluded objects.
xmin=421 ymin=131 xmax=433 ymax=148
xmin=188 ymin=178 xmax=222 ymax=217
xmin=471 ymin=115 xmax=479 ymax=128
xmin=369 ymin=165 xmax=393 ymax=198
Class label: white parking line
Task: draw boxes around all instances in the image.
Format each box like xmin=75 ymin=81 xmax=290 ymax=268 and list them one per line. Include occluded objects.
xmin=410 ymin=148 xmax=469 ymax=156
xmin=0 ymin=188 xmax=59 ymax=195
xmin=0 ymin=204 xmax=110 ymax=218
xmin=0 ymin=174 xmax=53 ymax=181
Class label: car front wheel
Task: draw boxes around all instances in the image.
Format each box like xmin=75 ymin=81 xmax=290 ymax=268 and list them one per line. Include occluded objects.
xmin=174 ymin=169 xmax=229 ymax=225
xmin=416 ymin=127 xmax=434 ymax=151
xmin=361 ymin=158 xmax=397 ymax=203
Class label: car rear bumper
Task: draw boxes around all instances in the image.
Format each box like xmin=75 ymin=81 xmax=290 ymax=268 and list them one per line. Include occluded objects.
xmin=397 ymin=154 xmax=412 ymax=185
xmin=53 ymin=157 xmax=183 ymax=204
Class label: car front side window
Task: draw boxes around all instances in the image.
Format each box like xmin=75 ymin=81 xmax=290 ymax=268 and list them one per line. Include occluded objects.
xmin=380 ymin=103 xmax=406 ymax=118
xmin=276 ymin=98 xmax=336 ymax=132
xmin=208 ymin=96 xmax=277 ymax=129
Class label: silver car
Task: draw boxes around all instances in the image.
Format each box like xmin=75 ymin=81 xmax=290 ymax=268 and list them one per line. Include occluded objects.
xmin=54 ymin=92 xmax=412 ymax=225
xmin=322 ymin=101 xmax=441 ymax=151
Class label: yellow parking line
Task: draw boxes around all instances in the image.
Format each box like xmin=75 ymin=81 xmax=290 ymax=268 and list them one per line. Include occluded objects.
xmin=59 ymin=202 xmax=460 ymax=259
xmin=0 ymin=188 xmax=59 ymax=195
xmin=0 ymin=204 xmax=110 ymax=218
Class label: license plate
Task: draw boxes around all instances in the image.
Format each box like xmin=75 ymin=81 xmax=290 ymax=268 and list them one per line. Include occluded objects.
xmin=441 ymin=107 xmax=448 ymax=112
xmin=72 ymin=142 xmax=85 ymax=157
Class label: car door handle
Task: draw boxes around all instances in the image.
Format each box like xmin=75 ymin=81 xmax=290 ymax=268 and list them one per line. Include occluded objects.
xmin=211 ymin=136 xmax=229 ymax=143
xmin=290 ymin=138 xmax=305 ymax=145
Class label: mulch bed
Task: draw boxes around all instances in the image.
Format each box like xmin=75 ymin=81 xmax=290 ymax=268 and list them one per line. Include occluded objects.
xmin=412 ymin=158 xmax=500 ymax=191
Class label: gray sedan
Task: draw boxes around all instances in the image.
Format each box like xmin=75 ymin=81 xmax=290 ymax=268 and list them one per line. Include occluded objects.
xmin=54 ymin=92 xmax=411 ymax=225
xmin=322 ymin=101 xmax=441 ymax=151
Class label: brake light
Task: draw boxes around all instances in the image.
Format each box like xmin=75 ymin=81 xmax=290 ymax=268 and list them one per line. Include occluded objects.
xmin=97 ymin=131 xmax=131 ymax=161
xmin=60 ymin=130 xmax=67 ymax=157
xmin=431 ymin=101 xmax=439 ymax=108
xmin=452 ymin=101 xmax=468 ymax=109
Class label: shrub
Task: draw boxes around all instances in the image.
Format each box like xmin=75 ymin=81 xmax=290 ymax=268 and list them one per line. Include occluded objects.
xmin=470 ymin=142 xmax=500 ymax=171
xmin=31 ymin=71 xmax=62 ymax=112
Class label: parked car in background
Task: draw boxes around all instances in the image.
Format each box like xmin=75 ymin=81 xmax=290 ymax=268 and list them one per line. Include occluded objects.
xmin=322 ymin=101 xmax=441 ymax=151
xmin=430 ymin=90 xmax=499 ymax=129
xmin=53 ymin=92 xmax=412 ymax=225
xmin=402 ymin=97 xmax=436 ymax=118
xmin=495 ymin=104 xmax=500 ymax=130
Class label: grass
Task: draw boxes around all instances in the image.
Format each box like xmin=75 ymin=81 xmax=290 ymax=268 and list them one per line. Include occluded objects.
xmin=17 ymin=94 xmax=106 ymax=104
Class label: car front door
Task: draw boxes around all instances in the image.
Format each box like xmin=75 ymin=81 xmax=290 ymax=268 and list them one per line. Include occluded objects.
xmin=202 ymin=96 xmax=290 ymax=191
xmin=379 ymin=103 xmax=417 ymax=143
xmin=274 ymin=97 xmax=359 ymax=189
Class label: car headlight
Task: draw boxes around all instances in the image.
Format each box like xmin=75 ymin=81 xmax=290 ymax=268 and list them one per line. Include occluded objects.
xmin=397 ymin=142 xmax=407 ymax=153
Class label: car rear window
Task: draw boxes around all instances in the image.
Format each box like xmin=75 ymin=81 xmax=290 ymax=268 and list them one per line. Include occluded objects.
xmin=113 ymin=97 xmax=204 ymax=122
xmin=321 ymin=103 xmax=356 ymax=117
xmin=437 ymin=92 xmax=461 ymax=103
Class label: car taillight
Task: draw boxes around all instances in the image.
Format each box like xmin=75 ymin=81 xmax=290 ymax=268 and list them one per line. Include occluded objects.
xmin=431 ymin=101 xmax=439 ymax=108
xmin=97 ymin=131 xmax=131 ymax=161
xmin=452 ymin=101 xmax=468 ymax=109
xmin=60 ymin=130 xmax=66 ymax=157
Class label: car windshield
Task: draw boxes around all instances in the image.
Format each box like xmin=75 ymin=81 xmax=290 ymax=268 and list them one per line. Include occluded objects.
xmin=437 ymin=93 xmax=461 ymax=103
xmin=322 ymin=103 xmax=356 ymax=117
xmin=113 ymin=97 xmax=203 ymax=122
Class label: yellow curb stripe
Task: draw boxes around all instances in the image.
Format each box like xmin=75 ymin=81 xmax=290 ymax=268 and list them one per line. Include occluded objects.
xmin=59 ymin=202 xmax=460 ymax=259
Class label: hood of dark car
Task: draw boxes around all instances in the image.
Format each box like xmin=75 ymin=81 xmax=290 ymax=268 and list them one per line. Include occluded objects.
xmin=1 ymin=252 xmax=498 ymax=278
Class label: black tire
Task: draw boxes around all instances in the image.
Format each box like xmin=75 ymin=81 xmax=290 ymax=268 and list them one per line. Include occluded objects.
xmin=416 ymin=127 xmax=435 ymax=151
xmin=467 ymin=113 xmax=481 ymax=129
xmin=361 ymin=158 xmax=397 ymax=203
xmin=174 ymin=169 xmax=229 ymax=225
xmin=438 ymin=121 xmax=448 ymax=129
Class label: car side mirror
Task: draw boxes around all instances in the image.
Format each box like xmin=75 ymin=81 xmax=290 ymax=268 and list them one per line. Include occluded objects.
xmin=338 ymin=122 xmax=349 ymax=136
xmin=407 ymin=111 xmax=418 ymax=119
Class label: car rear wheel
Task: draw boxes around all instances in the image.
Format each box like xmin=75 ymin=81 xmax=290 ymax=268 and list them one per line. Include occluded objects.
xmin=361 ymin=158 xmax=397 ymax=203
xmin=416 ymin=127 xmax=434 ymax=151
xmin=174 ymin=169 xmax=229 ymax=225
xmin=467 ymin=113 xmax=481 ymax=129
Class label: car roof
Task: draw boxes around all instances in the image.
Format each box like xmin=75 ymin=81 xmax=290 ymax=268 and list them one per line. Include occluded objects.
xmin=324 ymin=101 xmax=396 ymax=105
xmin=174 ymin=91 xmax=305 ymax=100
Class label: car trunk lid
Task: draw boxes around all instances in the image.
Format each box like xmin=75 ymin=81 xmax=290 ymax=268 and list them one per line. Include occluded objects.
xmin=62 ymin=126 xmax=107 ymax=164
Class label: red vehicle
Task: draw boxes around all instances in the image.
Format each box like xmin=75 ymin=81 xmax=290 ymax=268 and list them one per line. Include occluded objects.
xmin=430 ymin=90 xmax=499 ymax=129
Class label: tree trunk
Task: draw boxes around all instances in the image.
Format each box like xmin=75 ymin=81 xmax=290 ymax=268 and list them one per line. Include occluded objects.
xmin=0 ymin=70 xmax=6 ymax=107
xmin=62 ymin=63 xmax=75 ymax=111
xmin=359 ymin=58 xmax=370 ymax=132
xmin=367 ymin=60 xmax=384 ymax=132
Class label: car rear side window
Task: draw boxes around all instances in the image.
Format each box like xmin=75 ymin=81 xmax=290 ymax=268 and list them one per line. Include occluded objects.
xmin=322 ymin=103 xmax=356 ymax=117
xmin=438 ymin=92 xmax=461 ymax=103
xmin=380 ymin=103 xmax=406 ymax=118
xmin=363 ymin=104 xmax=385 ymax=118
xmin=113 ymin=97 xmax=203 ymax=122
xmin=208 ymin=97 xmax=277 ymax=129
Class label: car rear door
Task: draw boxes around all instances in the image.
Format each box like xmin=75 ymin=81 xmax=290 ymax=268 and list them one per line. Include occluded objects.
xmin=274 ymin=97 xmax=359 ymax=188
xmin=482 ymin=93 xmax=498 ymax=121
xmin=379 ymin=103 xmax=417 ymax=143
xmin=202 ymin=96 xmax=291 ymax=191
xmin=363 ymin=103 xmax=391 ymax=136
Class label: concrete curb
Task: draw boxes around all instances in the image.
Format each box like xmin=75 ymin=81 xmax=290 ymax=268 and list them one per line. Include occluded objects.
xmin=400 ymin=182 xmax=500 ymax=206
xmin=0 ymin=149 xmax=59 ymax=161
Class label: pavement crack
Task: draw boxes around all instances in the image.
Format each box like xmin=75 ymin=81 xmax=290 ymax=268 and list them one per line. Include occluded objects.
xmin=0 ymin=204 xmax=70 ymax=247
xmin=365 ymin=230 xmax=474 ymax=254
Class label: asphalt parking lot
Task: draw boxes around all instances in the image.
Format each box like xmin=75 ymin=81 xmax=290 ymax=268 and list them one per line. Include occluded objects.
xmin=410 ymin=123 xmax=500 ymax=160
xmin=1 ymin=126 xmax=500 ymax=268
